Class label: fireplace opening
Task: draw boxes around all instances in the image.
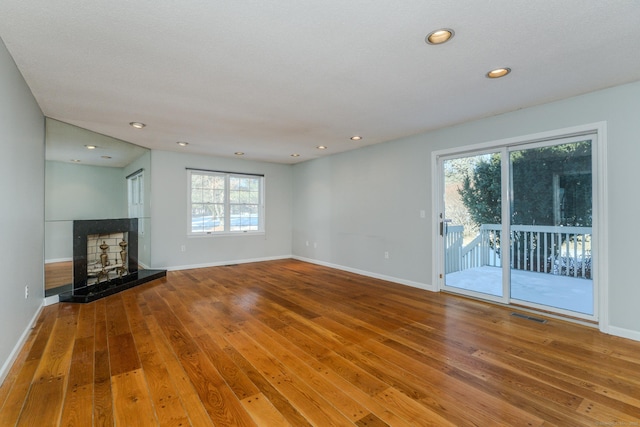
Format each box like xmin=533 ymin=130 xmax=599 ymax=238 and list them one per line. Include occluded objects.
xmin=86 ymin=232 xmax=129 ymax=286
xmin=72 ymin=218 xmax=138 ymax=290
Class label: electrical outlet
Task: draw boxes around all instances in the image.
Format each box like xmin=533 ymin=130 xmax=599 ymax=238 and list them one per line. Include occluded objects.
xmin=384 ymin=251 xmax=390 ymax=259
xmin=181 ymin=245 xmax=186 ymax=252
xmin=25 ymin=285 xmax=29 ymax=299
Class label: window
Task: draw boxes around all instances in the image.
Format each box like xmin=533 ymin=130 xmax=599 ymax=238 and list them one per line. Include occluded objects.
xmin=127 ymin=169 xmax=144 ymax=233
xmin=188 ymin=169 xmax=264 ymax=235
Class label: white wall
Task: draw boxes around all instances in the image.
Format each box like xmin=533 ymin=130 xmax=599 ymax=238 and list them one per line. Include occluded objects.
xmin=292 ymin=143 xmax=431 ymax=289
xmin=150 ymin=150 xmax=293 ymax=269
xmin=0 ymin=37 xmax=45 ymax=382
xmin=293 ymin=80 xmax=640 ymax=339
xmin=45 ymin=161 xmax=127 ymax=220
xmin=44 ymin=161 xmax=127 ymax=260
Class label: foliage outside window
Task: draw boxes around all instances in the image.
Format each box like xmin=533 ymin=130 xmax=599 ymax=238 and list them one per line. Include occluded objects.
xmin=451 ymin=140 xmax=592 ymax=275
xmin=189 ymin=170 xmax=263 ymax=235
xmin=456 ymin=140 xmax=592 ymax=228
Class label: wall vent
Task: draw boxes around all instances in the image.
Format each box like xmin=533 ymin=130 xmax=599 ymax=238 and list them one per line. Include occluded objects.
xmin=511 ymin=312 xmax=547 ymax=323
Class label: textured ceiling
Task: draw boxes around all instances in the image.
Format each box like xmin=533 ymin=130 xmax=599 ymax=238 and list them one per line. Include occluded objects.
xmin=2 ymin=1 xmax=640 ymax=164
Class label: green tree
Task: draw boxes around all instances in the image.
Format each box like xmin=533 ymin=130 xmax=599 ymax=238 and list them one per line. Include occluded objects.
xmin=459 ymin=141 xmax=591 ymax=227
xmin=458 ymin=153 xmax=502 ymax=226
xmin=458 ymin=141 xmax=592 ymax=271
xmin=510 ymin=141 xmax=591 ymax=227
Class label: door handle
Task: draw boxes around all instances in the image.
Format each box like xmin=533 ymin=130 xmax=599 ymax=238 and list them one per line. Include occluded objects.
xmin=440 ymin=219 xmax=452 ymax=236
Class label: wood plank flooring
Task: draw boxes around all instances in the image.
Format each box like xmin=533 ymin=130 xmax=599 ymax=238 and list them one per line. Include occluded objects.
xmin=45 ymin=261 xmax=72 ymax=290
xmin=2 ymin=259 xmax=640 ymax=426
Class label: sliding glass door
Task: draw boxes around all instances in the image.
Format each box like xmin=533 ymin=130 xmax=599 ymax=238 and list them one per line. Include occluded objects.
xmin=441 ymin=151 xmax=506 ymax=302
xmin=437 ymin=134 xmax=596 ymax=319
xmin=508 ymin=139 xmax=594 ymax=316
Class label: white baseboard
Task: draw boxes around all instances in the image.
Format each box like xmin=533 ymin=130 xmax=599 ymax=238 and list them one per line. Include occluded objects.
xmin=0 ymin=302 xmax=44 ymax=387
xmin=44 ymin=294 xmax=60 ymax=306
xmin=164 ymin=255 xmax=293 ymax=272
xmin=292 ymin=256 xmax=436 ymax=292
xmin=606 ymin=325 xmax=640 ymax=342
xmin=45 ymin=257 xmax=72 ymax=264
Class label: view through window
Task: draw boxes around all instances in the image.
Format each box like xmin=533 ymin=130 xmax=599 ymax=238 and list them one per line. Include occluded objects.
xmin=440 ymin=135 xmax=595 ymax=318
xmin=189 ymin=170 xmax=264 ymax=234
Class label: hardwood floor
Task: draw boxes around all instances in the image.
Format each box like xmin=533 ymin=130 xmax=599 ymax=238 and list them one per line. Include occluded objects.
xmin=45 ymin=261 xmax=72 ymax=290
xmin=2 ymin=259 xmax=639 ymax=426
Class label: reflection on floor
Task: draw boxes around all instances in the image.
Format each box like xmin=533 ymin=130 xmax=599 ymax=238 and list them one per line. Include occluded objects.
xmin=446 ymin=266 xmax=593 ymax=315
xmin=44 ymin=261 xmax=72 ymax=290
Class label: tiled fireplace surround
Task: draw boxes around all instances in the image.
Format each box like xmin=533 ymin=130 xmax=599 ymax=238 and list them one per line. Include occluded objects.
xmin=58 ymin=218 xmax=166 ymax=303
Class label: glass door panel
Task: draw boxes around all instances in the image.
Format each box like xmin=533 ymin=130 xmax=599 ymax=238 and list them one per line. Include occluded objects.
xmin=509 ymin=139 xmax=594 ymax=315
xmin=442 ymin=152 xmax=504 ymax=299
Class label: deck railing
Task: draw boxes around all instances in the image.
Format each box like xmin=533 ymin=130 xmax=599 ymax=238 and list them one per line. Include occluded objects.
xmin=446 ymin=224 xmax=592 ymax=279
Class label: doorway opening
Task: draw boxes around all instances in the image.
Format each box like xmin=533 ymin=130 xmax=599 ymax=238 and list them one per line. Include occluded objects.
xmin=434 ymin=125 xmax=605 ymax=322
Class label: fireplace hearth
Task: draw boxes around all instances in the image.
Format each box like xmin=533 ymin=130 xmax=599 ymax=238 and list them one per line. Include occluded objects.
xmin=58 ymin=218 xmax=166 ymax=303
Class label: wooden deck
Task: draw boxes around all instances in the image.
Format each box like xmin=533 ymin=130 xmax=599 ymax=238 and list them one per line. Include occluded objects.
xmin=2 ymin=259 xmax=639 ymax=426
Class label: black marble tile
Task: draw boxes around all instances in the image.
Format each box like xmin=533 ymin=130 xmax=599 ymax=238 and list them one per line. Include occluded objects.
xmin=58 ymin=269 xmax=166 ymax=303
xmin=64 ymin=218 xmax=166 ymax=303
xmin=73 ymin=218 xmax=139 ymax=290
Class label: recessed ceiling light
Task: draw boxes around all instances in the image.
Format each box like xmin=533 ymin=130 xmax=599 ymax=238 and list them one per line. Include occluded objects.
xmin=291 ymin=153 xmax=300 ymax=157
xmin=101 ymin=155 xmax=112 ymax=159
xmin=350 ymin=136 xmax=362 ymax=141
xmin=70 ymin=159 xmax=81 ymax=163
xmin=85 ymin=145 xmax=97 ymax=150
xmin=426 ymin=28 xmax=454 ymax=45
xmin=177 ymin=141 xmax=189 ymax=147
xmin=234 ymin=151 xmax=245 ymax=156
xmin=317 ymin=145 xmax=327 ymax=150
xmin=129 ymin=122 xmax=146 ymax=129
xmin=486 ymin=68 xmax=511 ymax=79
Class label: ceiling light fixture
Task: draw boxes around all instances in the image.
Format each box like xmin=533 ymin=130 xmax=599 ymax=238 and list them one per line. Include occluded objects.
xmin=486 ymin=68 xmax=511 ymax=79
xmin=70 ymin=159 xmax=81 ymax=163
xmin=85 ymin=144 xmax=97 ymax=150
xmin=317 ymin=145 xmax=327 ymax=150
xmin=426 ymin=28 xmax=454 ymax=45
xmin=129 ymin=122 xmax=146 ymax=129
xmin=177 ymin=141 xmax=189 ymax=147
xmin=101 ymin=155 xmax=112 ymax=159
xmin=350 ymin=136 xmax=362 ymax=141
xmin=234 ymin=151 xmax=245 ymax=156
xmin=291 ymin=153 xmax=300 ymax=157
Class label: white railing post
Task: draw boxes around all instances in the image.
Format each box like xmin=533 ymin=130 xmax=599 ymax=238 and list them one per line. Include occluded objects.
xmin=455 ymin=224 xmax=591 ymax=279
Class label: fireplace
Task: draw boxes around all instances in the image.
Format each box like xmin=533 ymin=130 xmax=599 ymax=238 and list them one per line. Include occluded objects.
xmin=58 ymin=218 xmax=165 ymax=303
xmin=86 ymin=231 xmax=130 ymax=285
xmin=73 ymin=218 xmax=138 ymax=288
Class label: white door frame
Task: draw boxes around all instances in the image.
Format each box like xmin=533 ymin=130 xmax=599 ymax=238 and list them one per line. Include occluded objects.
xmin=431 ymin=122 xmax=608 ymax=328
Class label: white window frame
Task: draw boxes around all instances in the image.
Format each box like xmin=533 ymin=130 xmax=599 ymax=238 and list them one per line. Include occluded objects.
xmin=127 ymin=169 xmax=144 ymax=234
xmin=188 ymin=169 xmax=265 ymax=236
